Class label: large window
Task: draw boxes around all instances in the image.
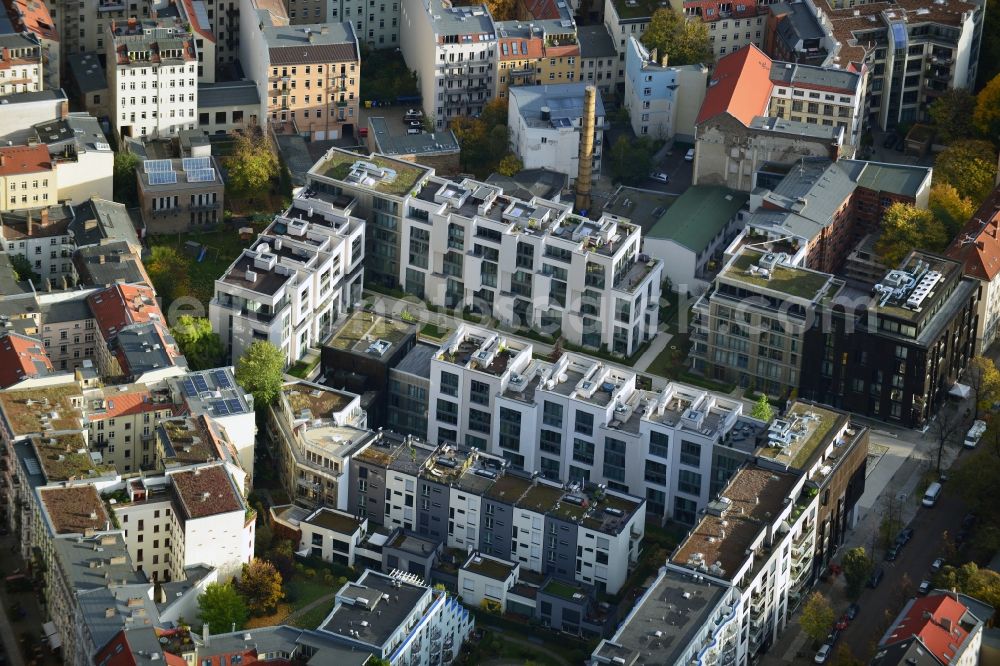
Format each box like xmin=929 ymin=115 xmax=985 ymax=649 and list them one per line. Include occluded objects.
xmin=540 ymin=457 xmax=560 ymax=480
xmin=573 ymin=438 xmax=594 ymax=465
xmin=440 ymin=371 xmax=459 ymax=397
xmin=470 ymin=379 xmax=490 ymax=405
xmin=649 ymin=430 xmax=669 ymax=459
xmin=436 ymin=399 xmax=458 ymax=425
xmin=542 ymin=401 xmax=563 ymax=428
xmin=673 ymin=496 xmax=698 ymax=525
xmin=540 ymin=429 xmax=561 ymax=455
xmin=468 ymin=408 xmax=491 ymax=434
xmin=645 ymin=460 xmax=667 ymax=485
xmin=498 ymin=407 xmax=521 ymax=451
xmin=575 ymin=410 xmax=594 ymax=436
xmin=603 ymin=437 xmax=627 ymax=482
xmin=677 ymin=469 xmax=702 ymax=496
xmin=680 ymin=440 xmax=701 ymax=467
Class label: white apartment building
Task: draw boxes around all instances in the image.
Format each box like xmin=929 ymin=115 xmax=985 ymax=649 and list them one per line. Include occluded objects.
xmin=427 ymin=328 xmax=763 ymax=525
xmin=267 ymin=379 xmax=371 ymax=509
xmin=668 ymin=465 xmax=817 ymax=664
xmin=326 ymin=0 xmax=401 ymax=47
xmin=400 ymin=0 xmax=496 ymax=129
xmin=0 ymin=33 xmax=44 ymax=96
xmin=623 ymin=36 xmax=708 ymax=142
xmin=107 ymin=20 xmax=199 ymax=140
xmin=114 ymin=463 xmax=254 ymax=581
xmin=210 ymin=189 xmax=365 ymax=366
xmin=507 ymin=83 xmax=605 ymax=185
xmin=297 ymin=507 xmax=368 ymax=565
xmin=309 ymin=149 xmax=662 ymax=355
xmin=317 ymin=570 xmax=474 ymax=666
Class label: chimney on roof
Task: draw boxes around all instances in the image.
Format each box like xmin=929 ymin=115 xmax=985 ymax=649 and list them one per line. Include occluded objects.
xmin=977 ymin=240 xmax=985 ymax=250
xmin=40 ymin=208 xmax=48 ymax=227
xmin=940 ymin=616 xmax=953 ymax=633
xmin=661 ymin=53 xmax=669 ymax=67
xmin=26 ymin=210 xmax=31 ymax=237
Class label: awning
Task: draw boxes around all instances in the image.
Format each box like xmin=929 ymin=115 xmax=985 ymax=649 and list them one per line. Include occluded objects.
xmin=949 ymin=383 xmax=971 ymax=399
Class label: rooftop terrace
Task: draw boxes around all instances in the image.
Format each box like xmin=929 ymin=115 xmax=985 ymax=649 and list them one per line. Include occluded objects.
xmin=756 ymin=403 xmax=847 ymax=469
xmin=326 ymin=310 xmax=413 ymax=354
xmin=283 ymin=382 xmax=354 ymax=419
xmin=33 ymin=433 xmax=114 ymax=481
xmin=462 ymin=554 xmax=515 ymax=581
xmin=317 ymin=150 xmax=428 ymax=197
xmin=722 ymin=249 xmax=834 ymax=300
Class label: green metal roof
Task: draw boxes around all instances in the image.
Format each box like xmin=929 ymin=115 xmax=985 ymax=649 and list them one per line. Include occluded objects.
xmin=648 ymin=186 xmax=749 ymax=252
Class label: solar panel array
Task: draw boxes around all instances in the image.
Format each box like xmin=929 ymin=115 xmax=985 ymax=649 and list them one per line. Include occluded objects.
xmin=149 ymin=170 xmax=177 ymax=185
xmin=144 ymin=159 xmax=173 ymax=173
xmin=186 ymin=168 xmax=216 ymax=183
xmin=181 ymin=378 xmax=197 ymax=397
xmin=212 ymin=369 xmax=232 ymax=389
xmin=182 ymin=156 xmax=212 ymax=171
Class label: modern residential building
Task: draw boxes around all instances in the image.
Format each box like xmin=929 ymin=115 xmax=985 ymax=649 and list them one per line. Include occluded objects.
xmin=426 ymin=322 xmax=769 ymax=519
xmin=755 ymin=401 xmax=869 ymax=581
xmin=623 ymin=37 xmax=707 ymax=142
xmin=400 ymin=0 xmax=496 ymax=129
xmin=320 ymin=310 xmax=418 ymax=428
xmin=211 ymin=188 xmax=365 ymax=365
xmin=386 ymin=340 xmax=435 ymax=438
xmin=307 ymin=148 xmax=662 ymax=355
xmin=643 ymin=185 xmax=749 ymax=294
xmin=800 ymin=251 xmax=978 ymax=428
xmin=946 ymin=184 xmax=1000 ymax=354
xmin=690 ymin=245 xmax=846 ymax=395
xmin=669 ymin=464 xmax=816 ymax=663
xmin=592 ymin=566 xmax=744 ymax=666
xmin=364 ymin=116 xmax=462 ymax=175
xmin=873 ymin=591 xmax=991 ymax=666
xmin=136 ymin=155 xmax=224 ymax=234
xmin=267 ymin=379 xmax=371 ymax=509
xmin=239 ymin=14 xmax=361 ymax=140
xmin=295 ymin=506 xmax=368 ymax=564
xmin=348 ymin=433 xmax=646 ymax=595
xmin=316 ymin=569 xmax=474 ymax=665
xmin=107 ymin=20 xmax=199 ymax=140
xmin=507 ymin=83 xmax=605 ymax=185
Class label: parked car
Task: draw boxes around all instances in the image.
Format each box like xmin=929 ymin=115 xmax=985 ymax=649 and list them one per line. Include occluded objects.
xmin=918 ymin=579 xmax=932 ymax=595
xmin=835 ymin=614 xmax=849 ymax=630
xmin=846 ymin=603 xmax=860 ymax=620
xmin=869 ymin=567 xmax=885 ymax=588
xmin=684 ymin=148 xmax=695 ymax=162
xmin=815 ymin=644 xmax=832 ymax=664
xmin=826 ymin=628 xmax=841 ymax=645
xmin=407 ymin=120 xmax=422 ymax=128
xmin=885 ymin=545 xmax=901 ymax=562
xmin=965 ymin=420 xmax=986 ymax=448
xmin=649 ymin=171 xmax=669 ymax=183
xmin=896 ymin=527 xmax=914 ymax=546
xmin=405 ymin=108 xmax=423 ymax=118
xmin=931 ymin=558 xmax=944 ymax=573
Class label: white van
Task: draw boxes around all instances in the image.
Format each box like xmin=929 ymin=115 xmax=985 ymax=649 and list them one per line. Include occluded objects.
xmin=964 ymin=419 xmax=986 ymax=448
xmin=922 ymin=482 xmax=942 ymax=507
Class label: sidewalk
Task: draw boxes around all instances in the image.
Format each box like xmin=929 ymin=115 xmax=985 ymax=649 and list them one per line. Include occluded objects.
xmin=632 ymin=325 xmax=672 ymax=372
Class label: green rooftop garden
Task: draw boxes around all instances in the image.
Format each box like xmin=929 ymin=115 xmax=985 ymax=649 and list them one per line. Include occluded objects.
xmin=611 ymin=0 xmax=663 ymax=19
xmin=543 ymin=579 xmax=584 ymax=601
xmin=723 ymin=251 xmax=832 ymax=300
xmin=320 ymin=151 xmax=426 ymax=197
xmin=327 ymin=311 xmax=412 ymax=350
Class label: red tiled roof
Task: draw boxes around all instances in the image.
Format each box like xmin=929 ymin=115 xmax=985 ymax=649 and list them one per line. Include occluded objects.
xmin=884 ymin=594 xmax=974 ymax=665
xmin=6 ymin=0 xmax=59 ymax=42
xmin=86 ymin=284 xmax=163 ymax=341
xmin=180 ymin=0 xmax=215 ymax=41
xmin=695 ymin=44 xmax=773 ymax=126
xmin=522 ymin=0 xmax=562 ymax=19
xmin=0 ymin=144 xmax=51 ymax=176
xmin=86 ymin=388 xmax=162 ymax=421
xmin=0 ymin=332 xmax=51 ymax=389
xmin=499 ymin=36 xmax=544 ymax=61
xmin=946 ymin=185 xmax=1000 ymax=282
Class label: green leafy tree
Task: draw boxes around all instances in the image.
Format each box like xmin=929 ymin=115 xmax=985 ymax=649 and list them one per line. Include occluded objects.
xmin=198 ymin=582 xmax=248 ymax=634
xmin=928 ymin=89 xmax=976 ymax=144
xmin=265 ymin=538 xmax=296 ymax=580
xmin=934 ymin=563 xmax=1000 ymax=614
xmin=640 ymin=8 xmax=714 ymax=66
xmin=831 ymin=644 xmax=865 ymax=666
xmin=113 ymin=151 xmax=141 ymax=207
xmin=875 ymin=203 xmax=947 ymax=267
xmin=800 ymin=591 xmax=835 ymax=645
xmin=171 ymin=316 xmax=224 ymax=370
xmin=237 ymin=559 xmax=284 ymax=616
xmin=226 ymin=129 xmax=278 ymax=196
xmin=234 ymin=340 xmax=285 ymax=408
xmin=750 ymin=395 xmax=774 ymax=422
xmin=965 ymin=356 xmax=1000 ymax=418
xmin=609 ymin=135 xmax=655 ymax=185
xmin=145 ymin=245 xmax=192 ymax=306
xmin=928 ymin=183 xmax=975 ymax=239
xmin=497 ymin=153 xmax=523 ymax=177
xmin=8 ymin=254 xmax=39 ymax=283
xmin=934 ymin=139 xmax=998 ymax=205
xmin=974 ymin=72 xmax=1000 ymax=142
xmin=842 ymin=547 xmax=875 ymax=601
